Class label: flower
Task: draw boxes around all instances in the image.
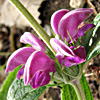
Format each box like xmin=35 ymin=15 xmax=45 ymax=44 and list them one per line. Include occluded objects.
xmin=5 ymin=32 xmax=55 ymax=88
xmin=50 ymin=38 xmax=86 ymax=67
xmin=51 ymin=8 xmax=94 ymax=42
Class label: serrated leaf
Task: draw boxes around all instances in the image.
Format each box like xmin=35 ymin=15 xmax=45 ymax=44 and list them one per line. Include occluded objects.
xmin=7 ymin=78 xmax=47 ymax=100
xmin=80 ymin=74 xmax=94 ymax=100
xmin=61 ymin=74 xmax=93 ymax=100
xmin=0 ymin=66 xmax=21 ymax=100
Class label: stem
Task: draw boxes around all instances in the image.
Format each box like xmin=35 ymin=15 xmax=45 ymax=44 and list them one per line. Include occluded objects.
xmin=10 ymin=25 xmax=16 ymax=52
xmin=70 ymin=79 xmax=86 ymax=100
xmin=0 ymin=52 xmax=12 ymax=56
xmin=77 ymin=64 xmax=83 ymax=77
xmin=8 ymin=0 xmax=55 ymax=54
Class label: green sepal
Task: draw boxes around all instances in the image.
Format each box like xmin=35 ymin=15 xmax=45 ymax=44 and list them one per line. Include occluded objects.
xmin=46 ymin=47 xmax=55 ymax=59
xmin=63 ymin=65 xmax=79 ymax=78
xmin=7 ymin=78 xmax=47 ymax=100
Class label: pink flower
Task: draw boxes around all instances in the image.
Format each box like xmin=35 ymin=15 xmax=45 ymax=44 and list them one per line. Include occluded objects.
xmin=50 ymin=38 xmax=86 ymax=67
xmin=51 ymin=8 xmax=94 ymax=42
xmin=5 ymin=32 xmax=55 ymax=88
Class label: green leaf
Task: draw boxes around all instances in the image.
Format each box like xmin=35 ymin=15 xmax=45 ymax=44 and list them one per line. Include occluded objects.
xmin=61 ymin=84 xmax=78 ymax=100
xmin=93 ymin=12 xmax=100 ymax=25
xmin=83 ymin=12 xmax=100 ymax=62
xmin=80 ymin=74 xmax=94 ymax=100
xmin=86 ymin=39 xmax=100 ymax=61
xmin=83 ymin=28 xmax=94 ymax=53
xmin=86 ymin=26 xmax=100 ymax=61
xmin=0 ymin=66 xmax=21 ymax=100
xmin=7 ymin=78 xmax=47 ymax=100
xmin=61 ymin=74 xmax=93 ymax=100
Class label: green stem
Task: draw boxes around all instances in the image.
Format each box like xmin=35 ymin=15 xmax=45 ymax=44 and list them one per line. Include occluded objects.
xmin=70 ymin=79 xmax=86 ymax=100
xmin=8 ymin=0 xmax=55 ymax=54
xmin=0 ymin=52 xmax=12 ymax=56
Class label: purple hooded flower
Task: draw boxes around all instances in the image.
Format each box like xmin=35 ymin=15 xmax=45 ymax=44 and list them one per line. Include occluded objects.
xmin=5 ymin=32 xmax=55 ymax=88
xmin=50 ymin=38 xmax=86 ymax=67
xmin=51 ymin=8 xmax=94 ymax=42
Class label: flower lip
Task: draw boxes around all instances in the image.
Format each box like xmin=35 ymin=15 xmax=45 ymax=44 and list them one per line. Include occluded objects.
xmin=30 ymin=71 xmax=51 ymax=89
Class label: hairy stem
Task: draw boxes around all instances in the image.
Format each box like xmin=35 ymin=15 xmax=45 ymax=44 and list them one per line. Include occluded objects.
xmin=70 ymin=79 xmax=86 ymax=100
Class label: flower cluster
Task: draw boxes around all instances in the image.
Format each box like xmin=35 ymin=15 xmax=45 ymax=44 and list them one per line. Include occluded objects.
xmin=50 ymin=8 xmax=94 ymax=68
xmin=5 ymin=8 xmax=94 ymax=88
xmin=5 ymin=32 xmax=55 ymax=88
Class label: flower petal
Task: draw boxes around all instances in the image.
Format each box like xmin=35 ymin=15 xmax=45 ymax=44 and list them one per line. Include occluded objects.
xmin=5 ymin=47 xmax=35 ymax=73
xmin=58 ymin=8 xmax=93 ymax=41
xmin=64 ymin=56 xmax=82 ymax=67
xmin=73 ymin=46 xmax=86 ymax=60
xmin=24 ymin=51 xmax=55 ymax=85
xmin=77 ymin=23 xmax=95 ymax=37
xmin=50 ymin=38 xmax=74 ymax=56
xmin=17 ymin=65 xmax=25 ymax=80
xmin=20 ymin=32 xmax=46 ymax=51
xmin=30 ymin=71 xmax=50 ymax=89
xmin=51 ymin=9 xmax=69 ymax=34
xmin=64 ymin=46 xmax=86 ymax=67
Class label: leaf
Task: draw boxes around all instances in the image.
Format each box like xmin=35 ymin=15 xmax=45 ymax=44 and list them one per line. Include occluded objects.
xmin=86 ymin=40 xmax=100 ymax=61
xmin=80 ymin=74 xmax=94 ymax=100
xmin=7 ymin=79 xmax=47 ymax=100
xmin=93 ymin=12 xmax=100 ymax=25
xmin=61 ymin=74 xmax=93 ymax=100
xmin=0 ymin=66 xmax=21 ymax=100
xmin=83 ymin=12 xmax=100 ymax=62
xmin=61 ymin=84 xmax=78 ymax=100
xmin=83 ymin=28 xmax=94 ymax=53
xmin=86 ymin=25 xmax=100 ymax=61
